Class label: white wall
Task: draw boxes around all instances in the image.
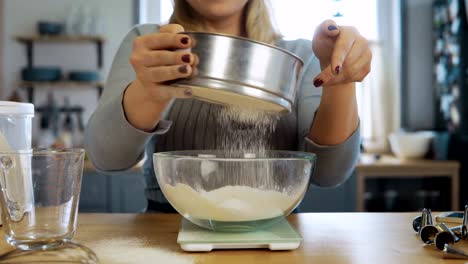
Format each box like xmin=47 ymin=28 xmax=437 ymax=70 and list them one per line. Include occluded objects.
xmin=403 ymin=0 xmax=434 ymax=130
xmin=1 ymin=0 xmax=133 ymax=142
xmin=139 ymin=0 xmax=162 ymax=24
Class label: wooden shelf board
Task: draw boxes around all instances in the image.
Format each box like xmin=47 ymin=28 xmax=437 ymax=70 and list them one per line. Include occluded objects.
xmin=356 ymin=154 xmax=460 ymax=170
xmin=15 ymin=35 xmax=106 ymax=43
xmin=20 ymin=80 xmax=103 ymax=88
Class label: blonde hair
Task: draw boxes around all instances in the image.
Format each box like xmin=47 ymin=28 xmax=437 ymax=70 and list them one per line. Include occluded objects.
xmin=169 ymin=0 xmax=281 ymax=44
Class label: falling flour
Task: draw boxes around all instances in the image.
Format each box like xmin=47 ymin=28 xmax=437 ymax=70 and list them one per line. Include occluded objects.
xmin=163 ymin=183 xmax=301 ymax=222
xmin=164 ymin=106 xmax=301 ymax=222
xmin=162 ymin=105 xmax=296 ymax=222
xmin=216 ymin=106 xmax=280 ymax=157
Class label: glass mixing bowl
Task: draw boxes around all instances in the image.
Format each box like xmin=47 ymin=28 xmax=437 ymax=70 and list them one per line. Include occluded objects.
xmin=153 ymin=150 xmax=315 ymax=232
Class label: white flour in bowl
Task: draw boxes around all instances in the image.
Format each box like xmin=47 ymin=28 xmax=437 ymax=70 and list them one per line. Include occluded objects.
xmin=162 ymin=106 xmax=303 ymax=222
xmin=163 ymin=183 xmax=300 ymax=222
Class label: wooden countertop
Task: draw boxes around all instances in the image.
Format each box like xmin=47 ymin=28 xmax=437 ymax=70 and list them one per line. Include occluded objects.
xmin=1 ymin=213 xmax=466 ymax=263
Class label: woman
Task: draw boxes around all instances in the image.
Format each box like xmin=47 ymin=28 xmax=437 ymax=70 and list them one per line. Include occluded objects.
xmin=85 ymin=0 xmax=371 ymax=212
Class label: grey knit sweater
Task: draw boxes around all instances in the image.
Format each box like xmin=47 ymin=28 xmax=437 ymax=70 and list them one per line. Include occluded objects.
xmin=85 ymin=24 xmax=361 ymax=204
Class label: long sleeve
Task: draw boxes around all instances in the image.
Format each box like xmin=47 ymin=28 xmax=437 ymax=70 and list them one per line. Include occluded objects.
xmin=84 ymin=24 xmax=171 ymax=171
xmin=286 ymin=39 xmax=361 ymax=187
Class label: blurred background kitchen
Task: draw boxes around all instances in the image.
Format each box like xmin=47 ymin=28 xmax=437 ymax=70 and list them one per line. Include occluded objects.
xmin=0 ymin=0 xmax=466 ymax=213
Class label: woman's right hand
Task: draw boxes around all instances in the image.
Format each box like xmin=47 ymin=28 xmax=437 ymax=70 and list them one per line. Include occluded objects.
xmin=130 ymin=24 xmax=197 ymax=103
xmin=123 ymin=24 xmax=197 ymax=132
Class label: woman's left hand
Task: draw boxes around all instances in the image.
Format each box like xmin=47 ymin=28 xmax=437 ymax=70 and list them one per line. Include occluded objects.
xmin=311 ymin=20 xmax=372 ymax=88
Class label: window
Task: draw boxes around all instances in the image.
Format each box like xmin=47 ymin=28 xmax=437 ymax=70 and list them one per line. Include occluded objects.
xmin=140 ymin=0 xmax=378 ymax=42
xmin=269 ymin=0 xmax=378 ymax=41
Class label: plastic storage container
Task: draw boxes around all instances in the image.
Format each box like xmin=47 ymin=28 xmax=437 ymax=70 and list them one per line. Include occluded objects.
xmin=0 ymin=101 xmax=35 ymax=225
xmin=0 ymin=101 xmax=34 ymax=150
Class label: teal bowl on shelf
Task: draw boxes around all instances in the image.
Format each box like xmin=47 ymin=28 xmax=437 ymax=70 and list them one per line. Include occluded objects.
xmin=21 ymin=67 xmax=62 ymax=82
xmin=37 ymin=21 xmax=64 ymax=36
xmin=68 ymin=71 xmax=100 ymax=82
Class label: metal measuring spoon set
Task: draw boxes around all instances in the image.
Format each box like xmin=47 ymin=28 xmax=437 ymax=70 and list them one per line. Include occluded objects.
xmin=412 ymin=206 xmax=468 ymax=259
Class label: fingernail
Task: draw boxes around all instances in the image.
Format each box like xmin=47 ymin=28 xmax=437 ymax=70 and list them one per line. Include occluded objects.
xmin=313 ymin=78 xmax=324 ymax=87
xmin=179 ymin=65 xmax=188 ymax=74
xmin=335 ymin=66 xmax=341 ymax=74
xmin=328 ymin=25 xmax=338 ymax=31
xmin=181 ymin=37 xmax=189 ymax=45
xmin=184 ymin=89 xmax=192 ymax=96
xmin=182 ymin=54 xmax=191 ymax=63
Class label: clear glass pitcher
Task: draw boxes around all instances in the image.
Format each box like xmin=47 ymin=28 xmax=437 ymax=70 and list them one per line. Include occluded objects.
xmin=0 ymin=149 xmax=85 ymax=250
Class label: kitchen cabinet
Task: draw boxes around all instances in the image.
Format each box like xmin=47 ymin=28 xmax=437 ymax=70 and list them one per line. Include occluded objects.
xmin=300 ymin=173 xmax=357 ymax=212
xmin=79 ymin=163 xmax=147 ymax=213
xmin=355 ymin=154 xmax=460 ymax=212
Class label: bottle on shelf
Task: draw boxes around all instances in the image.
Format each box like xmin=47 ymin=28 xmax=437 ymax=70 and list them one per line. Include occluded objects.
xmin=89 ymin=4 xmax=105 ymax=36
xmin=36 ymin=92 xmax=60 ymax=148
xmin=37 ymin=111 xmax=55 ymax=149
xmin=78 ymin=4 xmax=92 ymax=36
xmin=65 ymin=4 xmax=81 ymax=36
xmin=72 ymin=109 xmax=85 ymax=148
xmin=56 ymin=97 xmax=74 ymax=148
xmin=47 ymin=92 xmax=60 ymax=138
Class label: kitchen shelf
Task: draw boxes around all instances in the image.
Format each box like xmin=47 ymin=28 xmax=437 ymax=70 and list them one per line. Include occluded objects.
xmin=15 ymin=35 xmax=106 ymax=43
xmin=20 ymin=80 xmax=103 ymax=88
xmin=14 ymin=34 xmax=105 ymax=103
xmin=355 ymin=154 xmax=460 ymax=212
xmin=20 ymin=80 xmax=103 ymax=95
xmin=19 ymin=81 xmax=103 ymax=102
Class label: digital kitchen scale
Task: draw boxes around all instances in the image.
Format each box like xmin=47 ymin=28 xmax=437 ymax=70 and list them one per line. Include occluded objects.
xmin=177 ymin=218 xmax=303 ymax=252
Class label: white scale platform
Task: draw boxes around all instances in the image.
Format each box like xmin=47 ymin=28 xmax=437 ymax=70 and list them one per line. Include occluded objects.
xmin=177 ymin=218 xmax=303 ymax=252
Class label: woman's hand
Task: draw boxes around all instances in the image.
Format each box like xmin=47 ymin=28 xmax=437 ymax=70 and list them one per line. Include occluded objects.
xmin=123 ymin=24 xmax=198 ymax=132
xmin=308 ymin=20 xmax=369 ymax=145
xmin=312 ymin=20 xmax=371 ymax=88
xmin=129 ymin=24 xmax=198 ymax=103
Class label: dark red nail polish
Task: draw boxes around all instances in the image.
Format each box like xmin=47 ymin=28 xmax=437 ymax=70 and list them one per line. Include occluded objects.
xmin=328 ymin=25 xmax=338 ymax=31
xmin=179 ymin=65 xmax=188 ymax=74
xmin=181 ymin=37 xmax=189 ymax=45
xmin=182 ymin=54 xmax=191 ymax=63
xmin=184 ymin=89 xmax=192 ymax=96
xmin=335 ymin=66 xmax=341 ymax=74
xmin=313 ymin=79 xmax=324 ymax=87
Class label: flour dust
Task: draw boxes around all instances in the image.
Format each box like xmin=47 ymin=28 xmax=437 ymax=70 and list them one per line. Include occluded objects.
xmin=216 ymin=106 xmax=280 ymax=157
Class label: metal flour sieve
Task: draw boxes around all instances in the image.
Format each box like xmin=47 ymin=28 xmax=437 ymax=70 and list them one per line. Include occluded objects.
xmin=171 ymin=32 xmax=304 ymax=113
